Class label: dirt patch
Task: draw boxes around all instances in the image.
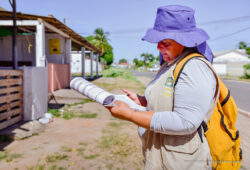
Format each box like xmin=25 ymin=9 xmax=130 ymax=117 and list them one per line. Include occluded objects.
xmin=0 ymin=77 xmax=145 ymax=170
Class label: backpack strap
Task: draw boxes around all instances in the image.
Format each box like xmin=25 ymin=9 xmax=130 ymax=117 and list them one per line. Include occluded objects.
xmin=173 ymin=53 xmax=219 ymax=99
xmin=173 ymin=53 xmax=204 ymax=86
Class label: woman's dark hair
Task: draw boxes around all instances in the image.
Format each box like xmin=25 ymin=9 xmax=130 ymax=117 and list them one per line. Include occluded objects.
xmin=184 ymin=47 xmax=199 ymax=54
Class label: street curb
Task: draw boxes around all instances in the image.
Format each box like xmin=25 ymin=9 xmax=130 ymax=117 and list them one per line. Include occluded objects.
xmin=238 ymin=108 xmax=250 ymax=118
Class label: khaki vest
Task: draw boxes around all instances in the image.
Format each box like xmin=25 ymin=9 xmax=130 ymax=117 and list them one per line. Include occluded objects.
xmin=141 ymin=57 xmax=219 ymax=170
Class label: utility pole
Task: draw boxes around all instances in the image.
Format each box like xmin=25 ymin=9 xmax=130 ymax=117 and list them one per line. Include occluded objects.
xmin=10 ymin=0 xmax=18 ymax=69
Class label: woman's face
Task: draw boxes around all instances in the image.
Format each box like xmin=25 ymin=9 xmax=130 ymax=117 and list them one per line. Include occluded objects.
xmin=157 ymin=39 xmax=184 ymax=62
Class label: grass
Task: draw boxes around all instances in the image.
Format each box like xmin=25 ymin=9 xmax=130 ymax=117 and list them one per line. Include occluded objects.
xmin=108 ymin=121 xmax=129 ymax=129
xmin=78 ymin=113 xmax=97 ymax=119
xmin=48 ymin=164 xmax=57 ymax=170
xmin=77 ymin=148 xmax=85 ymax=156
xmin=45 ymin=153 xmax=69 ymax=163
xmin=102 ymin=121 xmax=130 ymax=134
xmin=48 ymin=98 xmax=93 ymax=120
xmin=94 ymin=76 xmax=145 ymax=95
xmin=101 ymin=68 xmax=138 ymax=82
xmin=79 ymin=142 xmax=88 ymax=146
xmin=48 ymin=98 xmax=96 ymax=120
xmin=99 ymin=133 xmax=134 ymax=158
xmin=225 ymin=74 xmax=250 ymax=82
xmin=47 ymin=109 xmax=60 ymax=117
xmin=0 ymin=151 xmax=8 ymax=161
xmin=84 ymin=154 xmax=99 ymax=159
xmin=67 ymin=98 xmax=94 ymax=107
xmin=60 ymin=146 xmax=72 ymax=152
xmin=5 ymin=153 xmax=22 ymax=162
xmin=27 ymin=164 xmax=46 ymax=170
xmin=62 ymin=110 xmax=98 ymax=120
xmin=0 ymin=150 xmax=22 ymax=162
xmin=62 ymin=110 xmax=75 ymax=120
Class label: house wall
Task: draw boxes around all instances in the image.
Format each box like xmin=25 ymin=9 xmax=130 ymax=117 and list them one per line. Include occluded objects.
xmin=213 ymin=51 xmax=250 ymax=76
xmin=227 ymin=62 xmax=249 ymax=77
xmin=212 ymin=64 xmax=227 ymax=75
xmin=71 ymin=52 xmax=103 ymax=74
xmin=23 ymin=67 xmax=48 ymax=121
xmin=0 ymin=35 xmax=36 ymax=65
xmin=45 ymin=33 xmax=67 ymax=64
xmin=0 ymin=33 xmax=70 ymax=66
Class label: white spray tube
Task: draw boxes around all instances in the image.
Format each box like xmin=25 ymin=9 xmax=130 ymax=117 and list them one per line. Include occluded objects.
xmin=70 ymin=77 xmax=147 ymax=111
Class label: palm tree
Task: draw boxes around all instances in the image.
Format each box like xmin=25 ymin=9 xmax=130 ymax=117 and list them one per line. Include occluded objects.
xmin=91 ymin=28 xmax=109 ymax=54
xmin=86 ymin=28 xmax=114 ymax=65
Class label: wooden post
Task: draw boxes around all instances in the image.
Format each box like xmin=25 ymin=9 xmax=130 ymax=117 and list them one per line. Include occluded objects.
xmin=90 ymin=51 xmax=93 ymax=79
xmin=81 ymin=47 xmax=85 ymax=79
xmin=36 ymin=19 xmax=45 ymax=67
xmin=12 ymin=0 xmax=18 ymax=69
xmin=96 ymin=53 xmax=99 ymax=78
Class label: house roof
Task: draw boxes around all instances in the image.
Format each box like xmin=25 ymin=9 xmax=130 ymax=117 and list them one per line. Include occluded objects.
xmin=0 ymin=7 xmax=7 ymax=11
xmin=213 ymin=49 xmax=250 ymax=63
xmin=0 ymin=10 xmax=101 ymax=54
xmin=214 ymin=49 xmax=248 ymax=57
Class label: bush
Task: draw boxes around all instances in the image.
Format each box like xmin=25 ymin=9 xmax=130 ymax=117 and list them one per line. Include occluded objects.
xmin=243 ymin=64 xmax=250 ymax=79
xmin=47 ymin=109 xmax=60 ymax=117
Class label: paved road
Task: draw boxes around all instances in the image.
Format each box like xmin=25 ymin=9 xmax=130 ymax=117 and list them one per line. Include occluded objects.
xmin=223 ymin=80 xmax=250 ymax=112
xmin=133 ymin=71 xmax=250 ymax=168
xmin=133 ymin=71 xmax=250 ymax=112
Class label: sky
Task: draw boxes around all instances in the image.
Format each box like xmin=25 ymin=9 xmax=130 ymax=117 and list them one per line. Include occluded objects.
xmin=1 ymin=0 xmax=250 ymax=62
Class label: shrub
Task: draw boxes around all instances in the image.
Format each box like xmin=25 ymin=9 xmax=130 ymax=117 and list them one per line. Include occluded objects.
xmin=243 ymin=64 xmax=250 ymax=79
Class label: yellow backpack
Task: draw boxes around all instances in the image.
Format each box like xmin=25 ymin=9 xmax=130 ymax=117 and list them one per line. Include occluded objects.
xmin=173 ymin=53 xmax=242 ymax=170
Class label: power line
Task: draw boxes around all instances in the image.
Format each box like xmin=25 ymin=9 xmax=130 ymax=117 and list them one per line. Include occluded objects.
xmin=210 ymin=26 xmax=250 ymax=41
xmin=198 ymin=15 xmax=250 ymax=26
xmin=77 ymin=15 xmax=250 ymax=35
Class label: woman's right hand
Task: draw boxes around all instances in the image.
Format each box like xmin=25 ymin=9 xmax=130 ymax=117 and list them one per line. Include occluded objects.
xmin=122 ymin=89 xmax=147 ymax=106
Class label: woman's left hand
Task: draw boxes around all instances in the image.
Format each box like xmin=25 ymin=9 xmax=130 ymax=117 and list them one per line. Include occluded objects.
xmin=106 ymin=100 xmax=134 ymax=121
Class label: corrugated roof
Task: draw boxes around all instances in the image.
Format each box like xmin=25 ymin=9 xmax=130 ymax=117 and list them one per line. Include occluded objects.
xmin=0 ymin=7 xmax=7 ymax=11
xmin=0 ymin=11 xmax=101 ymax=54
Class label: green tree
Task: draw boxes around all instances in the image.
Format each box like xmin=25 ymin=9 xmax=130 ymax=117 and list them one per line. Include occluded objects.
xmin=119 ymin=58 xmax=128 ymax=64
xmin=133 ymin=58 xmax=143 ymax=67
xmin=133 ymin=58 xmax=139 ymax=65
xmin=246 ymin=47 xmax=250 ymax=55
xmin=238 ymin=41 xmax=250 ymax=78
xmin=86 ymin=28 xmax=114 ymax=65
xmin=238 ymin=41 xmax=247 ymax=49
xmin=102 ymin=43 xmax=114 ymax=65
xmin=156 ymin=55 xmax=160 ymax=61
xmin=141 ymin=53 xmax=155 ymax=67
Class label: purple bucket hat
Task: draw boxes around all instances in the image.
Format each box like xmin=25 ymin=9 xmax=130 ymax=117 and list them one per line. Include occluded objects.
xmin=142 ymin=5 xmax=213 ymax=62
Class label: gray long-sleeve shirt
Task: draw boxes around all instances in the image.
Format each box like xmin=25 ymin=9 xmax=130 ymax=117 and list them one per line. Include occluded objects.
xmin=144 ymin=59 xmax=216 ymax=135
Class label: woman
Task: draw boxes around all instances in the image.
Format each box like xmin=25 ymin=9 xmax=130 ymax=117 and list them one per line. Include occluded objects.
xmin=107 ymin=5 xmax=218 ymax=169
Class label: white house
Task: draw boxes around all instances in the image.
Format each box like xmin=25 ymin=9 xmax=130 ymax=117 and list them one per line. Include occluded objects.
xmin=212 ymin=49 xmax=250 ymax=76
xmin=71 ymin=51 xmax=103 ymax=74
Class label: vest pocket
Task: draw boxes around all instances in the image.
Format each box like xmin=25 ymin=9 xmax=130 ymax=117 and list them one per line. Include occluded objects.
xmin=162 ymin=132 xmax=202 ymax=154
